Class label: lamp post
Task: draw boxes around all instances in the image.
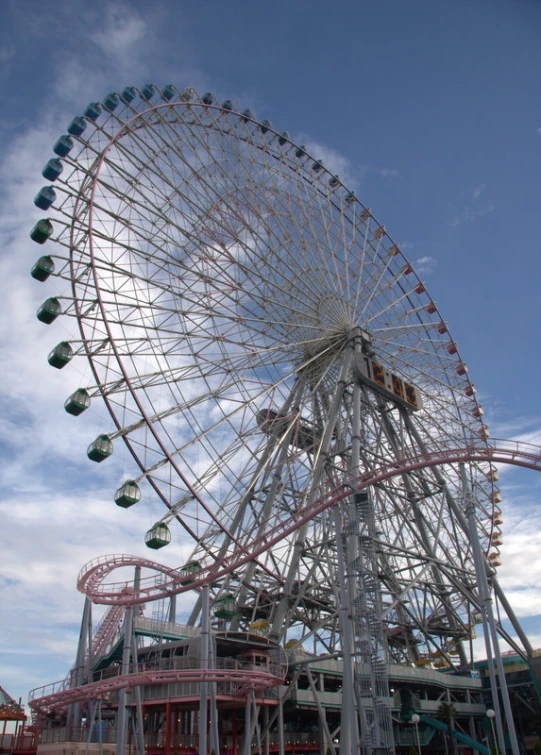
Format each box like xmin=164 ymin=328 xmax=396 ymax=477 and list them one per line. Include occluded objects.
xmin=486 ymin=709 xmax=497 ymax=754
xmin=410 ymin=714 xmax=421 ymax=755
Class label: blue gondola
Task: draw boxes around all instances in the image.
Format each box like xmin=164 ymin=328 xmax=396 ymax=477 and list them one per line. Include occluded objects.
xmin=141 ymin=84 xmax=155 ymax=100
xmin=120 ymin=86 xmax=136 ymax=103
xmin=42 ymin=158 xmax=63 ymax=182
xmin=34 ymin=186 xmax=56 ymax=210
xmin=260 ymin=119 xmax=273 ymax=134
xmin=84 ymin=102 xmax=102 ymax=121
xmin=103 ymin=93 xmax=119 ymax=111
xmin=278 ymin=131 xmax=290 ymax=146
xmin=67 ymin=117 xmax=87 ymax=136
xmin=53 ymin=135 xmax=73 ymax=157
xmin=162 ymin=85 xmax=176 ymax=101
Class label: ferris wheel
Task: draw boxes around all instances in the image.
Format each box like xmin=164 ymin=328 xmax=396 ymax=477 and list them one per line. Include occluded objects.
xmin=30 ymin=84 xmax=502 ymax=675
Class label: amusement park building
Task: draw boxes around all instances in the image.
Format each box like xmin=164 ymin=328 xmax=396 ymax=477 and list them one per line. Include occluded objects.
xmin=21 ymin=609 xmax=541 ymax=755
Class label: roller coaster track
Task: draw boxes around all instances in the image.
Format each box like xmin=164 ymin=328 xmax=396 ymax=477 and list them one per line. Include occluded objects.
xmin=28 ymin=666 xmax=282 ymax=715
xmin=77 ymin=438 xmax=541 ymax=606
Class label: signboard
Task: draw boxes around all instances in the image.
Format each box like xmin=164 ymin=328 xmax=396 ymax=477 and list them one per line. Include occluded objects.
xmin=354 ymin=354 xmax=422 ymax=412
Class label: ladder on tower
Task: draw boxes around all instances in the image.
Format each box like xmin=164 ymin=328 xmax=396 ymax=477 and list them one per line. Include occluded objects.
xmin=343 ymin=489 xmax=395 ymax=755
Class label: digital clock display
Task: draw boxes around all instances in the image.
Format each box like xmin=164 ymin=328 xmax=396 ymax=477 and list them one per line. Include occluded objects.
xmin=354 ymin=355 xmax=422 ymax=411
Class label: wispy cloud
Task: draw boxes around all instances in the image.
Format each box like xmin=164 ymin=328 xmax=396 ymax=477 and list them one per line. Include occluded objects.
xmin=450 ymin=204 xmax=495 ymax=227
xmin=449 ymin=183 xmax=494 ymax=226
xmin=414 ymin=255 xmax=437 ymax=275
xmin=472 ymin=183 xmax=486 ymax=200
xmin=0 ymin=1 xmax=207 ymax=706
xmin=379 ymin=167 xmax=402 ymax=179
xmin=94 ymin=5 xmax=148 ymax=62
xmin=0 ymin=44 xmax=16 ymax=64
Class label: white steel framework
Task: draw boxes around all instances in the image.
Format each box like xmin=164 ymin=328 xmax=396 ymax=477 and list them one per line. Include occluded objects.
xmin=28 ymin=84 xmax=540 ymax=754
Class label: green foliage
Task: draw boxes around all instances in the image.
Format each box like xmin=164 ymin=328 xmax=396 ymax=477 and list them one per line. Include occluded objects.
xmin=532 ymin=740 xmax=541 ymax=755
xmin=436 ymin=702 xmax=458 ymax=755
xmin=436 ymin=702 xmax=457 ymax=728
xmin=409 ymin=745 xmax=419 ymax=755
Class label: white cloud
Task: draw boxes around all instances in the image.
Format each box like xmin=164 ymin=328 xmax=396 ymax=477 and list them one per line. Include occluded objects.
xmin=0 ymin=4 xmax=206 ymax=706
xmin=449 ymin=183 xmax=493 ymax=226
xmin=295 ymin=135 xmax=363 ymax=190
xmin=94 ymin=6 xmax=148 ymax=62
xmin=473 ymin=183 xmax=487 ymax=199
xmin=379 ymin=167 xmax=402 ymax=179
xmin=450 ymin=204 xmax=495 ymax=227
xmin=414 ymin=255 xmax=437 ymax=275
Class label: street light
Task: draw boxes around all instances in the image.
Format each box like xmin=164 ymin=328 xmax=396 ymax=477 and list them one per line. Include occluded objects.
xmin=486 ymin=709 xmax=497 ymax=754
xmin=410 ymin=714 xmax=421 ymax=755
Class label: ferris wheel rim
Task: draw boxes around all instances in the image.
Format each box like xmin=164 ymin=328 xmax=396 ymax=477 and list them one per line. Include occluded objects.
xmin=72 ymin=91 xmax=489 ymax=528
xmin=32 ymin=85 xmax=506 ymax=663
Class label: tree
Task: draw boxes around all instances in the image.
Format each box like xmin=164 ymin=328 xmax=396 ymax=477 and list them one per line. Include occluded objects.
xmin=436 ymin=701 xmax=458 ymax=755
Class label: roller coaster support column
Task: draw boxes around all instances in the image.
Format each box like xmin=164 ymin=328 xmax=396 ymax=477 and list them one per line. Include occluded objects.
xmin=116 ymin=567 xmax=139 ymax=755
xmin=133 ymin=684 xmax=145 ymax=755
xmin=67 ymin=596 xmax=92 ymax=731
xmin=243 ymin=694 xmax=251 ymax=755
xmin=199 ymin=584 xmax=209 ymax=755
xmin=277 ymin=695 xmax=285 ymax=755
xmin=209 ymin=630 xmax=220 ymax=755
xmin=168 ymin=594 xmax=177 ymax=623
xmin=333 ymin=505 xmax=360 ymax=755
xmin=460 ymin=465 xmax=519 ymax=755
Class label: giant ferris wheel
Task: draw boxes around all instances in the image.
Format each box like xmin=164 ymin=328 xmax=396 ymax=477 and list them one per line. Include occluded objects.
xmin=29 ymin=84 xmax=533 ymax=754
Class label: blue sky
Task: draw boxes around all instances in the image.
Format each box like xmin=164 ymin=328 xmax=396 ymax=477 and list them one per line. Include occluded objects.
xmin=0 ymin=0 xmax=540 ymax=707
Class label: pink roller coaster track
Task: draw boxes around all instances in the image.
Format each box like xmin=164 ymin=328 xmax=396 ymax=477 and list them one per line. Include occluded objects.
xmin=29 ymin=666 xmax=282 ymax=716
xmin=29 ymin=438 xmax=540 ymax=715
xmin=78 ymin=438 xmax=541 ymax=607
